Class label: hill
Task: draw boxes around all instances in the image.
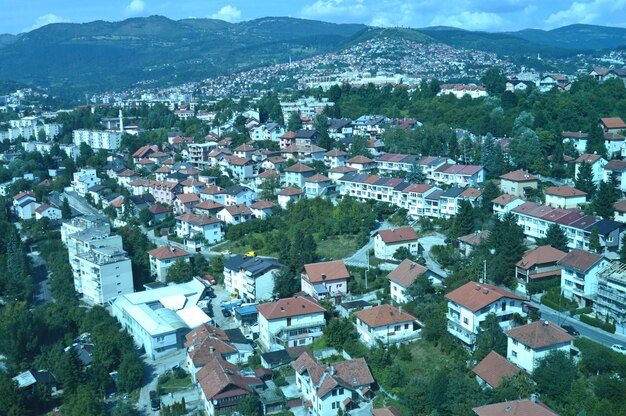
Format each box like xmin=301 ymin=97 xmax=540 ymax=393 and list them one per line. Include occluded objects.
xmin=510 ymin=24 xmax=626 ymax=51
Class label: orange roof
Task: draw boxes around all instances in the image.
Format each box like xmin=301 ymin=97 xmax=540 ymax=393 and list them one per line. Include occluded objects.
xmin=506 ymin=320 xmax=574 ymax=349
xmin=445 ymin=282 xmax=525 ymax=312
xmin=303 ymin=260 xmax=349 ymax=283
xmin=176 ymin=212 xmax=220 ymax=226
xmin=492 ymin=194 xmax=521 ymax=205
xmin=600 ymin=117 xmax=626 ymax=129
xmin=148 ymin=245 xmax=191 ymax=260
xmin=516 ymin=246 xmax=566 ymax=270
xmin=500 ymin=169 xmax=538 ymax=182
xmin=472 ymin=351 xmax=522 ymax=388
xmin=354 ymin=304 xmax=416 ymax=328
xmin=277 ymin=187 xmax=303 ymax=196
xmin=544 ymin=186 xmax=586 ymax=197
xmin=473 ymin=399 xmax=558 ymax=416
xmin=387 ymin=259 xmax=428 ymax=288
xmin=372 ymin=407 xmax=403 ymax=416
xmin=347 ymin=156 xmax=375 ymax=164
xmin=614 ymin=199 xmax=626 ymax=212
xmin=575 ymin=153 xmax=603 ymax=164
xmin=375 ymin=226 xmax=418 ymax=244
xmin=304 ymin=174 xmax=330 ymax=183
xmin=285 ymin=162 xmax=314 ymax=173
xmin=176 ymin=193 xmax=200 ymax=204
xmin=257 ymin=296 xmax=325 ymax=320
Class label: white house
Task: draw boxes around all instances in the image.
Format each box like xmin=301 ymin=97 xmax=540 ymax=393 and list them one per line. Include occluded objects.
xmin=506 ymin=320 xmax=574 ymax=373
xmin=354 ymin=304 xmax=420 ymax=347
xmin=575 ymin=154 xmax=608 ymax=185
xmin=602 ymin=160 xmax=626 ymax=192
xmin=544 ymin=186 xmax=587 ymax=209
xmin=559 ymin=248 xmax=608 ymax=307
xmin=148 ymin=245 xmax=193 ymax=282
xmin=216 ymin=204 xmax=254 ymax=225
xmin=223 ymin=255 xmax=284 ymax=302
xmin=175 ymin=213 xmax=223 ymax=250
xmin=304 ymin=174 xmax=334 ymax=197
xmin=34 ymin=203 xmax=62 ymax=221
xmin=445 ymin=282 xmax=526 ymax=346
xmin=491 ymin=194 xmax=524 ymax=219
xmin=257 ymin=296 xmax=326 ymax=351
xmin=283 ymin=162 xmax=316 ymax=188
xmin=277 ymin=187 xmax=303 ymax=209
xmin=301 ymin=260 xmax=350 ymax=300
xmin=373 ymin=226 xmax=419 ymax=260
xmin=12 ymin=191 xmax=38 ymax=220
xmin=222 ymin=185 xmax=256 ymax=206
xmin=292 ymin=351 xmax=374 ymax=416
xmin=73 ymin=168 xmax=101 ymax=196
xmin=73 ymin=129 xmax=122 ymax=150
xmin=111 ymin=278 xmax=211 ymax=359
xmin=387 ymin=259 xmax=429 ymax=304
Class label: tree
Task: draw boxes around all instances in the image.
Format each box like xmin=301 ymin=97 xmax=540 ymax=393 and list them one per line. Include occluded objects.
xmin=481 ymin=67 xmax=507 ymax=95
xmin=481 ymin=181 xmax=501 ymax=213
xmin=586 ymin=124 xmax=608 ymax=157
xmin=406 ymin=162 xmax=426 ymax=183
xmin=260 ymin=175 xmax=280 ymax=201
xmin=273 ymin=268 xmax=298 ymax=298
xmin=63 ymin=385 xmax=105 ymax=416
xmin=393 ymin=246 xmax=414 ymax=261
xmin=533 ymin=350 xmax=577 ymax=400
xmin=0 ymin=372 xmax=31 ymax=416
xmin=61 ymin=197 xmax=72 ymax=219
xmin=324 ymin=318 xmax=356 ymax=350
xmin=488 ymin=212 xmax=525 ymax=287
xmin=348 ymin=136 xmax=372 ymax=158
xmin=592 ymin=180 xmax=619 ymax=218
xmin=541 ymin=223 xmax=569 ymax=252
xmin=575 ymin=161 xmax=596 ymax=197
xmin=619 ymin=234 xmax=626 ymax=263
xmin=473 ymin=313 xmax=507 ymax=360
xmin=235 ymin=395 xmax=259 ymax=416
xmin=191 ymin=253 xmax=211 ymax=276
xmin=166 ymin=258 xmax=193 ymax=283
xmin=493 ymin=373 xmax=534 ymax=403
xmin=117 ymin=352 xmax=144 ymax=393
xmin=589 ymin=227 xmax=601 ymax=253
xmin=110 ymin=401 xmax=138 ymax=416
xmin=287 ymin=112 xmax=302 ymax=132
xmin=448 ymin=200 xmax=475 ymax=239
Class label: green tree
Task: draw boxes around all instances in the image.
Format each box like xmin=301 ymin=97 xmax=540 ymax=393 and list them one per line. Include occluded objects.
xmin=61 ymin=197 xmax=72 ymax=219
xmin=393 ymin=246 xmax=414 ymax=261
xmin=493 ymin=373 xmax=534 ymax=402
xmin=619 ymin=234 xmax=626 ymax=263
xmin=449 ymin=199 xmax=475 ymax=239
xmin=63 ymin=385 xmax=105 ymax=416
xmin=110 ymin=401 xmax=138 ymax=416
xmin=235 ymin=394 xmax=259 ymax=416
xmin=592 ymin=180 xmax=619 ymax=218
xmin=406 ymin=162 xmax=426 ymax=183
xmin=586 ymin=124 xmax=608 ymax=157
xmin=533 ymin=350 xmax=577 ymax=400
xmin=481 ymin=67 xmax=507 ymax=95
xmin=575 ymin=161 xmax=596 ymax=197
xmin=473 ymin=313 xmax=507 ymax=360
xmin=481 ymin=181 xmax=501 ymax=213
xmin=349 ymin=135 xmax=372 ymax=158
xmin=287 ymin=112 xmax=302 ymax=132
xmin=488 ymin=212 xmax=525 ymax=287
xmin=273 ymin=268 xmax=298 ymax=298
xmin=117 ymin=352 xmax=144 ymax=393
xmin=191 ymin=253 xmax=211 ymax=277
xmin=324 ymin=318 xmax=356 ymax=350
xmin=0 ymin=372 xmax=31 ymax=416
xmin=166 ymin=258 xmax=193 ymax=283
xmin=541 ymin=223 xmax=569 ymax=252
xmin=260 ymin=175 xmax=280 ymax=201
xmin=589 ymin=227 xmax=601 ymax=253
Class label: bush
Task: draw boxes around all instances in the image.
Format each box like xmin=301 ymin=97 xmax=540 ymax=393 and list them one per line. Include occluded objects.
xmin=579 ymin=314 xmax=614 ymax=332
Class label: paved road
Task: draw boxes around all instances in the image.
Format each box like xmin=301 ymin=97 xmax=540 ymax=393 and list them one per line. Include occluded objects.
xmin=417 ymin=233 xmax=449 ymax=279
xmin=28 ymin=251 xmax=52 ymax=307
xmin=531 ymin=301 xmax=626 ymax=348
xmin=137 ymin=349 xmax=187 ymax=415
xmin=344 ymin=220 xmax=393 ymax=268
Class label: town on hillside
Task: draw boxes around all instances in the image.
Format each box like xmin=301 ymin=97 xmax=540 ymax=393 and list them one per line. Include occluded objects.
xmin=2 ymin=40 xmax=626 ymax=416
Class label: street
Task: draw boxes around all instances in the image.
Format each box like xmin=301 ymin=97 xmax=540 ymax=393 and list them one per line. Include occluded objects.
xmin=416 ymin=233 xmax=449 ymax=279
xmin=28 ymin=251 xmax=52 ymax=308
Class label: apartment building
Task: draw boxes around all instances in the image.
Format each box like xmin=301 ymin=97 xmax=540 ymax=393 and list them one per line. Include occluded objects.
xmin=223 ymin=255 xmax=284 ymax=302
xmin=72 ymin=129 xmax=122 ymax=150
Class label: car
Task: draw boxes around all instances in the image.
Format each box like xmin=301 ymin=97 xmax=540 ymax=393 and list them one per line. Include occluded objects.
xmin=611 ymin=344 xmax=626 ymax=354
xmin=221 ymin=249 xmax=232 ymax=255
xmin=221 ymin=309 xmax=231 ymax=318
xmin=560 ymin=325 xmax=580 ymax=336
xmin=149 ymin=390 xmax=156 ymax=400
xmin=245 ymin=251 xmax=256 ymax=257
xmin=151 ymin=398 xmax=161 ymax=411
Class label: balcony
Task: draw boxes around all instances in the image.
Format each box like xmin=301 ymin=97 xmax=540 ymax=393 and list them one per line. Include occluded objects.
xmin=447 ymin=321 xmax=475 ymax=345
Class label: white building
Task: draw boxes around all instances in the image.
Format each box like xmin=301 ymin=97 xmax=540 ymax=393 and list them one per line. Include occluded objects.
xmin=445 ymin=282 xmax=526 ymax=346
xmin=223 ymin=255 xmax=284 ymax=302
xmin=148 ymin=245 xmax=193 ymax=282
xmin=387 ymin=259 xmax=429 ymax=304
xmin=110 ymin=278 xmax=211 ymax=359
xmin=175 ymin=213 xmax=223 ymax=250
xmin=301 ymin=260 xmax=350 ymax=300
xmin=73 ymin=129 xmax=122 ymax=150
xmin=257 ymin=296 xmax=326 ymax=351
xmin=74 ymin=246 xmax=134 ymax=305
xmin=574 ymin=154 xmax=607 ymax=185
xmin=544 ymin=186 xmax=587 ymax=209
xmin=354 ymin=304 xmax=420 ymax=347
xmin=72 ymin=168 xmax=101 ymax=196
xmin=373 ymin=226 xmax=419 ymax=260
xmin=506 ymin=320 xmax=574 ymax=373
xmin=559 ymin=249 xmax=608 ymax=307
xmin=34 ymin=203 xmax=62 ymax=220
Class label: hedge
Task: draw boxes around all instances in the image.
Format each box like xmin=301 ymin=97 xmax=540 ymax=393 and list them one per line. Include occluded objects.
xmin=580 ymin=314 xmax=616 ymax=333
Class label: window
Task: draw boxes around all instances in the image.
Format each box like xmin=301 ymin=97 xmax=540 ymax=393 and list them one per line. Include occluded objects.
xmin=287 ymin=317 xmax=292 ymax=326
xmin=513 ymin=340 xmax=518 ymax=345
xmin=339 ymin=388 xmax=344 ymax=395
xmin=332 ymin=389 xmax=337 ymax=397
xmin=463 ymin=317 xmax=469 ymax=325
xmin=512 ymin=351 xmax=517 ymax=358
xmin=404 ymin=324 xmax=409 ymax=329
xmin=509 ymin=301 xmax=514 ymax=306
xmin=524 ymin=345 xmax=530 ymax=351
xmin=394 ymin=325 xmax=401 ymax=332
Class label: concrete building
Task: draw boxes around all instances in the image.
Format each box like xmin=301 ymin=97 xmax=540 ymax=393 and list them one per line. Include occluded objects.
xmin=354 ymin=304 xmax=420 ymax=347
xmin=301 ymin=260 xmax=350 ymax=300
xmin=499 ymin=170 xmax=538 ymax=199
xmin=73 ymin=246 xmax=134 ymax=305
xmin=72 ymin=168 xmax=101 ymax=196
xmin=506 ymin=320 xmax=574 ymax=373
xmin=544 ymin=186 xmax=587 ymax=209
xmin=148 ymin=245 xmax=193 ymax=282
xmin=387 ymin=259 xmax=429 ymax=304
xmin=223 ymin=255 xmax=284 ymax=302
xmin=373 ymin=226 xmax=419 ymax=260
xmin=73 ymin=129 xmax=122 ymax=150
xmin=559 ymin=249 xmax=608 ymax=307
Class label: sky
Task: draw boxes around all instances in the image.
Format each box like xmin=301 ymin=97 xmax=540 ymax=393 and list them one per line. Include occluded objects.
xmin=1 ymin=0 xmax=626 ymax=34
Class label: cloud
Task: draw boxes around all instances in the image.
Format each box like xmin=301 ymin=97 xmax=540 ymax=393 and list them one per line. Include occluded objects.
xmin=545 ymin=0 xmax=626 ymax=28
xmin=211 ymin=5 xmax=242 ymax=22
xmin=125 ymin=0 xmax=146 ymax=15
xmin=22 ymin=14 xmax=69 ymax=32
xmin=300 ymin=0 xmax=367 ymax=18
xmin=431 ymin=11 xmax=504 ymax=31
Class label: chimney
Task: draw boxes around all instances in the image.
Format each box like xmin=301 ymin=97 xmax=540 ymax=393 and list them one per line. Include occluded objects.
xmin=209 ymin=346 xmax=215 ymax=354
xmin=544 ymin=320 xmax=549 ymax=326
xmin=483 ymin=288 xmax=489 ymax=294
xmin=321 ymin=273 xmax=327 ymax=281
xmin=475 ymin=284 xmax=481 ymax=291
xmin=329 ymin=365 xmax=335 ymax=376
xmin=399 ymin=305 xmax=403 ymax=314
xmin=531 ymin=393 xmax=539 ymax=403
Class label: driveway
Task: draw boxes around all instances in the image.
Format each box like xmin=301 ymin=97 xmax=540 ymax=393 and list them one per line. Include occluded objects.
xmin=137 ymin=349 xmax=187 ymax=415
xmin=417 ymin=233 xmax=449 ymax=279
xmin=344 ymin=220 xmax=394 ymax=268
xmin=210 ymin=282 xmax=238 ymax=329
xmin=28 ymin=251 xmax=52 ymax=307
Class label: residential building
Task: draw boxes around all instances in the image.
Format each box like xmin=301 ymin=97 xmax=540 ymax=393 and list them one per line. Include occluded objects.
xmin=602 ymin=160 xmax=626 ymax=192
xmin=354 ymin=304 xmax=420 ymax=346
xmin=110 ymin=278 xmax=211 ymax=359
xmin=277 ymin=187 xmax=303 ymax=208
xmin=173 ymin=193 xmax=200 ymax=215
xmin=575 ymin=154 xmax=607 ymax=185
xmin=615 ymin=199 xmax=626 ymax=223
xmin=324 ymin=149 xmax=348 ymax=168
xmin=373 ymin=226 xmax=419 ymax=260
xmin=34 ymin=203 xmax=62 ymax=220
xmin=292 ymin=351 xmax=374 ymax=416
xmin=284 ymin=162 xmax=316 ymax=188
xmin=387 ymin=259 xmax=429 ymax=303
xmin=595 ymin=261 xmax=626 ymax=333
xmin=431 ymin=164 xmax=485 ymax=187
xmin=304 ymin=174 xmax=334 ymax=197
xmin=473 ymin=398 xmax=558 ymax=416
xmin=175 ymin=213 xmax=222 ymax=250
xmin=250 ymin=200 xmax=276 ymax=219
xmin=445 ymin=282 xmax=526 ymax=346
xmin=72 ymin=168 xmax=101 ymax=196
xmin=223 ymin=255 xmax=284 ymax=302
xmin=224 ymin=156 xmax=256 ymax=180
xmin=506 ymin=320 xmax=574 ymax=373
xmin=148 ymin=245 xmax=193 ymax=282
xmin=492 ymin=194 xmax=524 ymax=219
xmin=73 ymin=129 xmax=122 ymax=150
xmin=515 ymin=246 xmax=566 ymax=295
xmin=439 ymin=83 xmax=488 ymax=98
xmin=301 ymin=260 xmax=350 ymax=300
xmin=544 ymin=186 xmax=587 ymax=208
xmin=346 ymin=156 xmax=376 ymax=172
xmin=559 ymin=249 xmax=608 ymax=307
xmin=12 ymin=191 xmax=38 ymax=220
xmin=562 ymin=131 xmax=589 ymax=154
xmin=216 ymin=204 xmax=254 ymax=225
xmin=472 ymin=351 xmax=522 ymax=389
xmin=599 ymin=117 xmax=626 ymax=133
xmin=222 ymin=185 xmax=256 ymax=206
xmin=73 ymin=246 xmax=134 ymax=305
xmin=257 ymin=296 xmax=326 ymax=351
xmin=499 ymin=170 xmax=538 ymax=199
xmin=458 ymin=230 xmax=490 ymax=257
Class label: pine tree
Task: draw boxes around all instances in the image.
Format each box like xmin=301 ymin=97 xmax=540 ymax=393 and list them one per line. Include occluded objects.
xmin=489 ymin=213 xmax=525 ymax=287
xmin=542 ymin=223 xmax=569 ymax=252
xmin=589 ymin=227 xmax=601 ymax=253
xmin=481 ymin=181 xmax=501 ymax=213
xmin=575 ymin=161 xmax=596 ymax=197
xmin=586 ymin=124 xmax=608 ymax=157
xmin=592 ymin=180 xmax=618 ymax=218
xmin=61 ymin=198 xmax=72 ymax=219
xmin=619 ymin=234 xmax=626 ymax=263
xmin=449 ymin=200 xmax=475 ymax=239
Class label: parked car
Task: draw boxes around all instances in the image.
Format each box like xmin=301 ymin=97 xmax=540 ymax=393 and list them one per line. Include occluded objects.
xmin=611 ymin=344 xmax=626 ymax=354
xmin=221 ymin=309 xmax=232 ymax=318
xmin=208 ymin=290 xmax=217 ymax=299
xmin=245 ymin=251 xmax=256 ymax=257
xmin=149 ymin=390 xmax=160 ymax=411
xmin=221 ymin=249 xmax=232 ymax=255
xmin=561 ymin=325 xmax=580 ymax=336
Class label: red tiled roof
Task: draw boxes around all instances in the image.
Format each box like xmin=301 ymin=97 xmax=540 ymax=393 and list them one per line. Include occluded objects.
xmin=148 ymin=245 xmax=191 ymax=260
xmin=557 ymin=249 xmax=604 ymax=272
xmin=304 ymin=174 xmax=330 ymax=183
xmin=257 ymin=296 xmax=325 ymax=320
xmin=303 ymin=260 xmax=349 ymax=283
xmin=176 ymin=193 xmax=200 ymax=204
xmin=354 ymin=304 xmax=416 ymax=328
xmin=600 ymin=117 xmax=626 ymax=129
xmin=500 ymin=169 xmax=538 ymax=182
xmin=516 ymin=246 xmax=566 ymax=270
xmin=473 ymin=399 xmax=558 ymax=416
xmin=544 ymin=186 xmax=587 ymax=197
xmin=277 ymin=187 xmax=303 ymax=196
xmin=458 ymin=230 xmax=491 ymax=246
xmin=285 ymin=162 xmax=314 ymax=173
xmin=387 ymin=259 xmax=428 ymax=288
xmin=251 ymin=200 xmax=276 ymax=209
xmin=372 ymin=407 xmax=403 ymax=416
xmin=614 ymin=199 xmax=626 ymax=212
xmin=575 ymin=153 xmax=602 ymax=164
xmin=375 ymin=226 xmax=418 ymax=244
xmin=176 ymin=212 xmax=220 ymax=226
xmin=445 ymin=282 xmax=525 ymax=312
xmin=506 ymin=320 xmax=574 ymax=349
xmin=472 ymin=351 xmax=522 ymax=388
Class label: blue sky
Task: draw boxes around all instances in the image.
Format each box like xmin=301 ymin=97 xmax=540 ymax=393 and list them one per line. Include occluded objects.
xmin=2 ymin=0 xmax=626 ymax=34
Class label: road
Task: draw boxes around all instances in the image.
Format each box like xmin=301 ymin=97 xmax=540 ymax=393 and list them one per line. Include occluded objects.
xmin=531 ymin=301 xmax=626 ymax=348
xmin=416 ymin=233 xmax=449 ymax=279
xmin=344 ymin=220 xmax=393 ymax=268
xmin=137 ymin=349 xmax=187 ymax=415
xmin=28 ymin=251 xmax=52 ymax=308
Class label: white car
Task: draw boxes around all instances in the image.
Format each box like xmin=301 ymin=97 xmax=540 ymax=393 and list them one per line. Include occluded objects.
xmin=221 ymin=249 xmax=232 ymax=255
xmin=611 ymin=344 xmax=626 ymax=354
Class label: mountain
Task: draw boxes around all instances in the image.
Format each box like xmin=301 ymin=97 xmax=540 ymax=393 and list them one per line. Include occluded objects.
xmin=510 ymin=24 xmax=626 ymax=51
xmin=0 ymin=16 xmax=366 ymax=95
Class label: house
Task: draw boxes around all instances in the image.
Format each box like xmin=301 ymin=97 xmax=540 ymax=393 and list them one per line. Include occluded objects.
xmin=559 ymin=248 xmax=608 ymax=307
xmin=284 ymin=162 xmax=316 ymax=188
xmin=372 ymin=407 xmax=403 ymax=416
xmin=180 ymin=178 xmax=206 ymax=195
xmin=562 ymin=131 xmax=589 ymax=153
xmin=251 ymin=200 xmax=276 ymax=219
xmin=575 ymin=154 xmax=607 ymax=185
xmin=200 ymin=185 xmax=225 ymax=204
xmin=614 ymin=199 xmax=626 ymax=222
xmin=354 ymin=304 xmax=420 ymax=346
xmin=432 ymin=164 xmax=485 ymax=187
xmin=173 ymin=193 xmax=200 ymax=215
xmin=12 ymin=370 xmax=58 ymax=395
xmin=175 ymin=213 xmax=223 ymax=250
xmin=34 ymin=203 xmax=62 ymax=221
xmin=277 ymin=187 xmax=304 ymax=209
xmin=111 ymin=278 xmax=211 ymax=359
xmin=281 ymin=144 xmax=326 ymax=164
xmin=492 ymin=194 xmax=524 ymax=219
xmin=324 ymin=149 xmax=348 ymax=168
xmin=515 ymin=246 xmax=566 ymax=295
xmin=472 ymin=351 xmax=522 ymax=389
xmin=499 ymin=170 xmax=538 ymax=199
xmin=445 ymin=282 xmax=526 ymax=346
xmin=346 ymin=156 xmax=376 ymax=172
xmin=373 ymin=226 xmax=419 ymax=260
xmin=149 ymin=204 xmax=171 ymax=222
xmin=292 ymin=351 xmax=374 ymax=416
xmin=595 ymin=261 xmax=626 ymax=333
xmin=544 ymin=186 xmax=587 ymax=209
xmin=12 ymin=191 xmax=38 ymax=220
xmin=506 ymin=320 xmax=574 ymax=373
xmin=257 ymin=296 xmax=326 ymax=351
xmin=223 ymin=255 xmax=284 ymax=302
xmin=224 ymin=156 xmax=256 ymax=180
xmin=304 ymin=174 xmax=334 ymax=197
xmin=294 ymin=129 xmax=320 ymax=146
xmin=148 ymin=245 xmax=193 ymax=281
xmin=599 ymin=117 xmax=626 ymax=133
xmin=602 ymin=159 xmax=626 ymax=192
xmin=473 ymin=398 xmax=559 ymax=416
xmin=458 ymin=230 xmax=491 ymax=257
xmin=222 ymin=185 xmax=256 ymax=206
xmin=387 ymin=259 xmax=429 ymax=303
xmin=328 ymin=166 xmax=358 ymax=183
xmin=216 ymin=204 xmax=254 ymax=225
xmin=301 ymin=260 xmax=350 ymax=300
xmin=72 ymin=168 xmax=101 ymax=196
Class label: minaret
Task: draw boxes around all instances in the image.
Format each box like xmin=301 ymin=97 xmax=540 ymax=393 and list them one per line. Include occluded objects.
xmin=118 ymin=109 xmax=124 ymax=132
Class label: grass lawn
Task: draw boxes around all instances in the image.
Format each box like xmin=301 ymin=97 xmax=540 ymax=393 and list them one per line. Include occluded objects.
xmin=212 ymin=234 xmax=280 ymax=258
xmin=315 ymin=234 xmax=361 ymax=260
xmin=157 ymin=373 xmax=192 ymax=394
